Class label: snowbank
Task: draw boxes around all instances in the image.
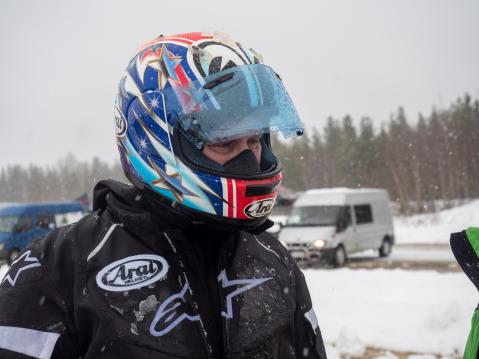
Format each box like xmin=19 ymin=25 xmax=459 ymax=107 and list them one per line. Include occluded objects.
xmin=305 ymin=268 xmax=475 ymax=355
xmin=394 ymin=199 xmax=479 ymax=244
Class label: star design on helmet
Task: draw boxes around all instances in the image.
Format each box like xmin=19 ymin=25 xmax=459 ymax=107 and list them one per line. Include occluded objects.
xmin=149 ymin=96 xmax=161 ymax=109
xmin=139 ymin=137 xmax=148 ymax=149
xmin=149 ymin=160 xmax=195 ymax=203
xmin=217 ymin=269 xmax=272 ymax=319
xmin=145 ymin=45 xmax=182 ymax=89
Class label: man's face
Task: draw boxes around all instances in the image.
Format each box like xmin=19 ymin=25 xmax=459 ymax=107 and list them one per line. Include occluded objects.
xmin=202 ymin=135 xmax=262 ymax=165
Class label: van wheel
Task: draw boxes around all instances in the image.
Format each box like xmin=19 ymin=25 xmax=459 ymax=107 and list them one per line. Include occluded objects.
xmin=7 ymin=249 xmax=20 ymax=265
xmin=332 ymin=245 xmax=347 ymax=267
xmin=379 ymin=238 xmax=392 ymax=257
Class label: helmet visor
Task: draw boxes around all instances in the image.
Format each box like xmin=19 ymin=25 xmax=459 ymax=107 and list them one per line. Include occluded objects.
xmin=165 ymin=64 xmax=304 ymax=148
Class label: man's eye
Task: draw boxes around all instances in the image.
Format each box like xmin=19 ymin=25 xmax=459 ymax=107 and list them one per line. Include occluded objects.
xmin=211 ymin=142 xmax=233 ymax=153
xmin=248 ymin=137 xmax=261 ymax=147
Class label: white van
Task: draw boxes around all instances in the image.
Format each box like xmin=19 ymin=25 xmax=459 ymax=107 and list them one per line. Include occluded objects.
xmin=278 ymin=188 xmax=394 ymax=266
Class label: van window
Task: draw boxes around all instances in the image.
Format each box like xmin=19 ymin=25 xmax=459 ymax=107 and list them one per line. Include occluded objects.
xmin=287 ymin=206 xmax=343 ymax=227
xmin=54 ymin=211 xmax=84 ymax=227
xmin=15 ymin=216 xmax=33 ymax=233
xmin=0 ymin=216 xmax=18 ymax=232
xmin=36 ymin=214 xmax=56 ymax=229
xmin=354 ymin=204 xmax=373 ymax=224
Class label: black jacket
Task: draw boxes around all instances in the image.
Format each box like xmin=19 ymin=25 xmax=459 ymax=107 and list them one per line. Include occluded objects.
xmin=0 ymin=180 xmax=327 ymax=359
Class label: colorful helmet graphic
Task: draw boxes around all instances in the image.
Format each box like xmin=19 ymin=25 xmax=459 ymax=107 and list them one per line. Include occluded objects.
xmin=114 ymin=32 xmax=303 ymax=227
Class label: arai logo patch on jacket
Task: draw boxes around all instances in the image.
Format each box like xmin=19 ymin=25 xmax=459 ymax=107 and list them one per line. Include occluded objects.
xmin=96 ymin=254 xmax=169 ymax=292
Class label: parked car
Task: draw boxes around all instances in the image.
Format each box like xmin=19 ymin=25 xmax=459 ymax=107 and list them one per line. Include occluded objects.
xmin=0 ymin=202 xmax=85 ymax=264
xmin=278 ymin=188 xmax=394 ymax=267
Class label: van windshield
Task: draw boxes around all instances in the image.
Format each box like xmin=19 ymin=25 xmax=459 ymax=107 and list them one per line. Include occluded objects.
xmin=286 ymin=206 xmax=341 ymax=227
xmin=0 ymin=216 xmax=18 ymax=232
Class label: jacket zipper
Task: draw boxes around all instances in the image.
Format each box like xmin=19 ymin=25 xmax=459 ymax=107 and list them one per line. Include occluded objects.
xmin=163 ymin=232 xmax=214 ymax=359
xmin=216 ymin=251 xmax=229 ymax=359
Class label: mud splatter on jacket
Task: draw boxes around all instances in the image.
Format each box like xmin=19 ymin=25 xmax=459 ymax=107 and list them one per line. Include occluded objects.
xmin=0 ymin=180 xmax=327 ymax=359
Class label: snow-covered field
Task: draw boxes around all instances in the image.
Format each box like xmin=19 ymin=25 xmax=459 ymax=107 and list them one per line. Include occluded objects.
xmin=313 ymin=201 xmax=479 ymax=357
xmin=394 ymin=199 xmax=479 ymax=245
xmin=306 ymin=268 xmax=475 ymax=357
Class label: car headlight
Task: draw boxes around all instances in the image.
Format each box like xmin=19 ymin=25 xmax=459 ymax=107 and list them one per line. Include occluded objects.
xmin=312 ymin=240 xmax=325 ymax=249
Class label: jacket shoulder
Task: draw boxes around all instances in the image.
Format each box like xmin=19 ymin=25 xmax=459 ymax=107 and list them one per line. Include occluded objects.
xmin=33 ymin=210 xmax=112 ymax=262
xmin=23 ymin=210 xmax=115 ymax=298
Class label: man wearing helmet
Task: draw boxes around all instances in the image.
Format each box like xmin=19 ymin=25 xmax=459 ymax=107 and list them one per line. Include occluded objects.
xmin=0 ymin=33 xmax=327 ymax=358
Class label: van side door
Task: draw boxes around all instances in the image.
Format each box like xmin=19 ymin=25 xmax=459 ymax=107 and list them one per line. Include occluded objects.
xmin=352 ymin=204 xmax=374 ymax=250
xmin=337 ymin=206 xmax=357 ymax=253
xmin=35 ymin=213 xmax=56 ymax=237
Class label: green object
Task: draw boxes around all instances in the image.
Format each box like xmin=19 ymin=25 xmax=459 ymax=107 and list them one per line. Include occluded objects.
xmin=466 ymin=227 xmax=479 ymax=257
xmin=464 ymin=309 xmax=479 ymax=359
xmin=464 ymin=227 xmax=479 ymax=359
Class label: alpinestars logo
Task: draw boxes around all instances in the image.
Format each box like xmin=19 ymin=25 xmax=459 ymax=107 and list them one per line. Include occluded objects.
xmin=149 ymin=270 xmax=272 ymax=336
xmin=217 ymin=269 xmax=272 ymax=319
xmin=1 ymin=250 xmax=41 ymax=287
xmin=96 ymin=254 xmax=169 ymax=292
xmin=149 ymin=283 xmax=200 ymax=337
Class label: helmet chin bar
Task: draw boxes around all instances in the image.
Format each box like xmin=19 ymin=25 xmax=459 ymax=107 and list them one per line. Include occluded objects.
xmin=141 ymin=182 xmax=274 ymax=235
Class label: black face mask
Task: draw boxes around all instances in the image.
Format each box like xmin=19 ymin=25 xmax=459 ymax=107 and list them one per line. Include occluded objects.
xmin=223 ymin=150 xmax=261 ymax=176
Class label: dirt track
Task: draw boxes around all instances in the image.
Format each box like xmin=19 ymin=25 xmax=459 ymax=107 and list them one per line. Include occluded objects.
xmin=303 ymin=243 xmax=460 ymax=273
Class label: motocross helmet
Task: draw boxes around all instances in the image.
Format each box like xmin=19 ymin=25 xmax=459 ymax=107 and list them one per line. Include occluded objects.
xmin=114 ymin=32 xmax=303 ymax=229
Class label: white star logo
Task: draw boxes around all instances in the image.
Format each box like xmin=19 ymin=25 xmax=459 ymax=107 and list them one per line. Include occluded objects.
xmin=149 ymin=96 xmax=160 ymax=109
xmin=139 ymin=137 xmax=148 ymax=149
xmin=1 ymin=250 xmax=41 ymax=287
xmin=217 ymin=269 xmax=272 ymax=319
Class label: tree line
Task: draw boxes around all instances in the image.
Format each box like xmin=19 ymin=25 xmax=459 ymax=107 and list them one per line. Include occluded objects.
xmin=0 ymin=154 xmax=125 ymax=205
xmin=0 ymin=94 xmax=477 ymax=214
xmin=273 ymin=94 xmax=479 ymax=213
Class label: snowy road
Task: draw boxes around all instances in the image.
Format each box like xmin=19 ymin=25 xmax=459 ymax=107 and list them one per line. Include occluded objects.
xmin=351 ymin=244 xmax=454 ymax=262
xmin=344 ymin=244 xmax=459 ymax=272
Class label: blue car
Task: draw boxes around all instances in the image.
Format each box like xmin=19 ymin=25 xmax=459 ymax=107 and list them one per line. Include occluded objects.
xmin=0 ymin=202 xmax=85 ymax=264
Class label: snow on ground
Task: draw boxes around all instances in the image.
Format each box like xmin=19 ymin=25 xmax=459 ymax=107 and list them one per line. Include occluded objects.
xmin=305 ymin=268 xmax=475 ymax=356
xmin=394 ymin=199 xmax=479 ymax=245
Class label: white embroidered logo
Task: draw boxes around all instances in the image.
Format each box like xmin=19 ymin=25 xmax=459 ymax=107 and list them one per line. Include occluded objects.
xmin=96 ymin=254 xmax=168 ymax=292
xmin=148 ymin=270 xmax=272 ymax=336
xmin=1 ymin=251 xmax=41 ymax=287
xmin=217 ymin=269 xmax=272 ymax=319
xmin=149 ymin=282 xmax=200 ymax=336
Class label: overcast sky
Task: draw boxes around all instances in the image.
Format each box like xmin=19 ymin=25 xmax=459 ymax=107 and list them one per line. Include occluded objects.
xmin=0 ymin=0 xmax=478 ymax=168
